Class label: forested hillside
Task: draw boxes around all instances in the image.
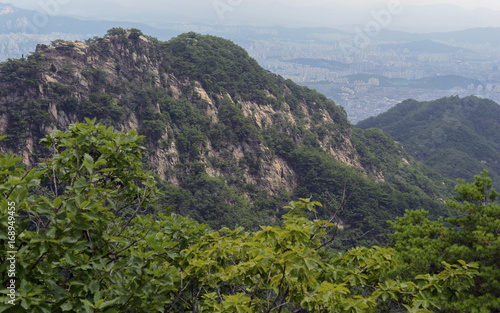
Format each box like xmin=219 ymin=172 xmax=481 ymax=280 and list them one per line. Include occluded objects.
xmin=357 ymin=96 xmax=500 ymax=189
xmin=0 ymin=28 xmax=451 ymax=245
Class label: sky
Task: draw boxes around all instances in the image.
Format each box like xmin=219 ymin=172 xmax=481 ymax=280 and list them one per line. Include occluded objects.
xmin=272 ymin=0 xmax=500 ymax=10
xmin=4 ymin=0 xmax=500 ymax=11
xmin=97 ymin=0 xmax=500 ymax=9
xmin=2 ymin=0 xmax=500 ymax=32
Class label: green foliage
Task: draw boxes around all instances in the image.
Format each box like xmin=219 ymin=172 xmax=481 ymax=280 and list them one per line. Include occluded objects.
xmin=178 ymin=198 xmax=477 ymax=312
xmin=76 ymin=93 xmax=125 ymax=123
xmin=165 ymin=32 xmax=275 ymax=102
xmin=351 ymin=128 xmax=453 ymax=197
xmin=106 ymin=27 xmax=127 ymax=37
xmin=270 ymin=132 xmax=298 ymax=158
xmin=0 ymin=120 xmax=186 ymax=312
xmin=389 ymin=210 xmax=451 ymax=277
xmin=214 ymin=98 xmax=261 ymax=145
xmin=0 ymin=100 xmax=50 ymax=150
xmin=128 ymin=28 xmax=143 ymax=41
xmin=272 ymin=143 xmax=449 ymax=248
xmin=159 ymin=161 xmax=271 ymax=231
xmin=48 ymin=83 xmax=70 ymax=98
xmin=390 ymin=170 xmax=500 ymax=312
xmin=50 ymin=39 xmax=65 ymax=47
xmin=57 ymin=63 xmax=75 ymax=79
xmin=284 ymin=79 xmax=348 ymax=128
xmin=81 ymin=67 xmax=108 ymax=91
xmin=0 ymin=52 xmax=44 ymax=87
xmin=38 ymin=118 xmax=153 ymax=204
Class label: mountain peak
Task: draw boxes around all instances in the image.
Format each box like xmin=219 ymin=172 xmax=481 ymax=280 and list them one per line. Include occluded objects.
xmin=0 ymin=5 xmax=14 ymax=15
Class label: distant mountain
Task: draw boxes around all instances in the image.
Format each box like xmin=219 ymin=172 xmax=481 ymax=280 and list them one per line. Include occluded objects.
xmin=431 ymin=27 xmax=500 ymax=46
xmin=0 ymin=2 xmax=180 ymax=60
xmin=357 ymin=96 xmax=500 ymax=187
xmin=0 ymin=2 xmax=174 ymax=38
xmin=385 ymin=4 xmax=500 ymax=33
xmin=379 ymin=40 xmax=466 ymax=54
xmin=413 ymin=75 xmax=482 ymax=90
xmin=0 ymin=28 xmax=451 ymax=245
xmin=345 ymin=74 xmax=482 ymax=90
xmin=379 ymin=27 xmax=500 ymax=47
xmin=284 ymin=58 xmax=349 ymax=71
xmin=345 ymin=73 xmax=392 ymax=85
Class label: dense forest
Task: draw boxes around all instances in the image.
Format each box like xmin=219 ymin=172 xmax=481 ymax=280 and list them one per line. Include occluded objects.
xmin=0 ymin=28 xmax=499 ymax=312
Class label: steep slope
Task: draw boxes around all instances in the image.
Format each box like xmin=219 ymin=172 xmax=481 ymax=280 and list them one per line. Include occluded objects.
xmin=357 ymin=96 xmax=500 ymax=188
xmin=0 ymin=28 xmax=450 ymax=245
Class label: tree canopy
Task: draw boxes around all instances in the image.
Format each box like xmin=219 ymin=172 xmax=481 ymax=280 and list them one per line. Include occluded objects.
xmin=390 ymin=170 xmax=500 ymax=312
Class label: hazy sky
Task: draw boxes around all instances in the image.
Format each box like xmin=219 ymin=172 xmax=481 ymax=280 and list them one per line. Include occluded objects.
xmin=274 ymin=0 xmax=500 ymax=10
xmin=4 ymin=0 xmax=500 ymax=11
xmin=3 ymin=0 xmax=500 ymax=32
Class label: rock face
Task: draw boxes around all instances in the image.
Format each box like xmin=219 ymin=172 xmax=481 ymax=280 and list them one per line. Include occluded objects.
xmin=0 ymin=28 xmax=382 ymax=197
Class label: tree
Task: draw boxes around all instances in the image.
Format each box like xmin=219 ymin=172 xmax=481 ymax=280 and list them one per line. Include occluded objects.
xmin=390 ymin=170 xmax=500 ymax=312
xmin=0 ymin=119 xmax=202 ymax=312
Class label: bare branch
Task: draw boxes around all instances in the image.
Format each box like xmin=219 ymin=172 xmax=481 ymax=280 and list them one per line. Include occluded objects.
xmin=114 ymin=219 xmax=155 ymax=257
xmin=248 ymin=276 xmax=262 ymax=308
xmin=117 ymin=186 xmax=152 ymax=237
xmin=167 ymin=278 xmax=194 ymax=313
xmin=315 ymin=172 xmax=360 ymax=250
xmin=333 ymin=229 xmax=373 ymax=242
xmin=267 ymin=266 xmax=287 ymax=313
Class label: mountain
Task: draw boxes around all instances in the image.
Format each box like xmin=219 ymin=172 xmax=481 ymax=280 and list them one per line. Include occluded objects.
xmin=0 ymin=2 xmax=171 ymax=37
xmin=386 ymin=4 xmax=500 ymax=33
xmin=431 ymin=27 xmax=500 ymax=46
xmin=284 ymin=58 xmax=350 ymax=71
xmin=379 ymin=27 xmax=500 ymax=47
xmin=0 ymin=28 xmax=452 ymax=245
xmin=0 ymin=2 xmax=178 ymax=61
xmin=357 ymin=96 xmax=500 ymax=188
xmin=345 ymin=73 xmax=482 ymax=90
xmin=378 ymin=40 xmax=466 ymax=54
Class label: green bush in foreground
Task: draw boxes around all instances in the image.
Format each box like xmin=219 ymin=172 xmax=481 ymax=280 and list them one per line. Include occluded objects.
xmin=390 ymin=170 xmax=500 ymax=312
